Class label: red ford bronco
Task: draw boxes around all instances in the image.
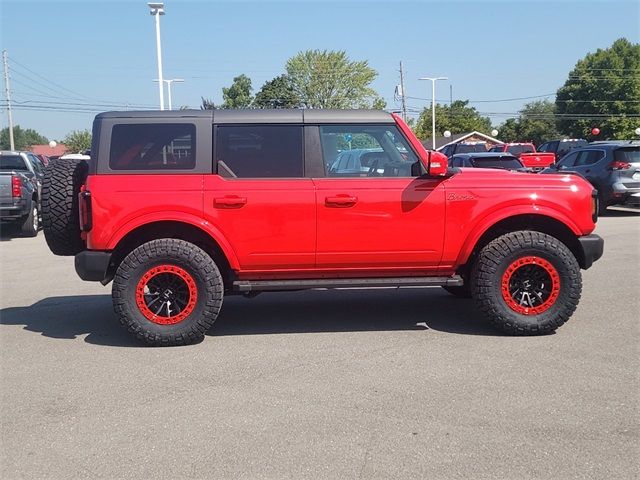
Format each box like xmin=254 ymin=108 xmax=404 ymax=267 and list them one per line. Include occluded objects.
xmin=41 ymin=110 xmax=603 ymax=346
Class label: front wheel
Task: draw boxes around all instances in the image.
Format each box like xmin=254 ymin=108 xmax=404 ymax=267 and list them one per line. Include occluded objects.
xmin=112 ymin=239 xmax=224 ymax=346
xmin=470 ymin=231 xmax=582 ymax=335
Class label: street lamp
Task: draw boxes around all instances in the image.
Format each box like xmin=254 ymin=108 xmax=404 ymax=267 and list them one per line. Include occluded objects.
xmin=419 ymin=76 xmax=448 ymax=149
xmin=153 ymin=78 xmax=184 ymax=110
xmin=148 ymin=2 xmax=165 ymax=110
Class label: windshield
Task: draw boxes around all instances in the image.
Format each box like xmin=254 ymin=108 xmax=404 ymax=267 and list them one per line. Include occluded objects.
xmin=507 ymin=145 xmax=534 ymax=155
xmin=0 ymin=155 xmax=28 ymax=171
xmin=470 ymin=156 xmax=524 ymax=169
xmin=456 ymin=144 xmax=487 ymax=154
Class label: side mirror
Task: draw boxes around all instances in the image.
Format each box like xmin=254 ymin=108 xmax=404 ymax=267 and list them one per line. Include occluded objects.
xmin=420 ymin=150 xmax=449 ymax=176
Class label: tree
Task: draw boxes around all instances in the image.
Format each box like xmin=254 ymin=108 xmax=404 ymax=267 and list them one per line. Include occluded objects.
xmin=253 ymin=75 xmax=301 ymax=109
xmin=413 ymin=100 xmax=492 ymax=141
xmin=497 ymin=100 xmax=561 ymax=145
xmin=221 ymin=74 xmax=253 ymax=109
xmin=556 ymin=38 xmax=640 ymax=139
xmin=286 ymin=50 xmax=379 ymax=109
xmin=63 ymin=130 xmax=92 ymax=153
xmin=0 ymin=126 xmax=48 ymax=150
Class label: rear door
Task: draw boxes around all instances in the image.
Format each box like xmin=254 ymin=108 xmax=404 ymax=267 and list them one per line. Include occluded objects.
xmin=203 ymin=124 xmax=316 ymax=272
xmin=312 ymin=124 xmax=446 ymax=272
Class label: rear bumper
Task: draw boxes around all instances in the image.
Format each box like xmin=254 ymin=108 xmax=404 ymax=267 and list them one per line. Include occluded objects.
xmin=75 ymin=250 xmax=111 ymax=282
xmin=578 ymin=234 xmax=604 ymax=270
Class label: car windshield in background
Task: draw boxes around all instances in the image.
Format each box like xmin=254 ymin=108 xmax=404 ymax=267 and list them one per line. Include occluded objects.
xmin=507 ymin=145 xmax=534 ymax=155
xmin=457 ymin=144 xmax=487 ymax=154
xmin=0 ymin=156 xmax=28 ymax=170
xmin=614 ymin=147 xmax=640 ymax=163
xmin=559 ymin=140 xmax=588 ymax=151
xmin=471 ymin=157 xmax=523 ymax=169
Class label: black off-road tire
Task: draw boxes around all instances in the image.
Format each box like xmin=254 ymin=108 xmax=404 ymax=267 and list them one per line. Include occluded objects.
xmin=112 ymin=239 xmax=224 ymax=346
xmin=442 ymin=284 xmax=471 ymax=298
xmin=20 ymin=202 xmax=39 ymax=237
xmin=41 ymin=158 xmax=88 ymax=255
xmin=470 ymin=231 xmax=582 ymax=335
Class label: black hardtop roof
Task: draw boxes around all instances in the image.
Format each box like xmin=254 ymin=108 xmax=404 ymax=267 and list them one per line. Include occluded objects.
xmin=94 ymin=109 xmax=395 ymax=124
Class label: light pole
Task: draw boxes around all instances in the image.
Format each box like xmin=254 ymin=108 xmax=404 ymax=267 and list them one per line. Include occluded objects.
xmin=154 ymin=78 xmax=184 ymax=110
xmin=419 ymin=76 xmax=448 ymax=149
xmin=148 ymin=2 xmax=165 ymax=110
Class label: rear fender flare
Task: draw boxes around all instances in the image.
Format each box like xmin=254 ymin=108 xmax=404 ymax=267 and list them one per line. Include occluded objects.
xmin=106 ymin=211 xmax=240 ymax=270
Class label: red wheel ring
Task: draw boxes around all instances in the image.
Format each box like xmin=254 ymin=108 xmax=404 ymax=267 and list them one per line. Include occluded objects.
xmin=135 ymin=264 xmax=198 ymax=325
xmin=501 ymin=256 xmax=560 ymax=315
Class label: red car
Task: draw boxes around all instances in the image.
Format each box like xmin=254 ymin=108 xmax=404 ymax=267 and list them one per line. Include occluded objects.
xmin=41 ymin=110 xmax=603 ymax=345
xmin=489 ymin=143 xmax=556 ymax=171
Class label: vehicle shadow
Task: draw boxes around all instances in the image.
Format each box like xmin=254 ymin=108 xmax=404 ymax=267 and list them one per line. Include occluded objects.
xmin=603 ymin=207 xmax=640 ymax=217
xmin=0 ymin=223 xmax=18 ymax=241
xmin=0 ymin=289 xmax=503 ymax=347
xmin=0 ymin=295 xmax=141 ymax=347
xmin=211 ymin=288 xmax=502 ymax=337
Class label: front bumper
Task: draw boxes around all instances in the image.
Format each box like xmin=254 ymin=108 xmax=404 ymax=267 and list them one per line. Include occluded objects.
xmin=75 ymin=250 xmax=111 ymax=282
xmin=578 ymin=234 xmax=604 ymax=270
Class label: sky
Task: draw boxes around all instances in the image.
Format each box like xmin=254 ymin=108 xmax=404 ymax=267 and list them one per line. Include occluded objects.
xmin=1 ymin=0 xmax=639 ymax=141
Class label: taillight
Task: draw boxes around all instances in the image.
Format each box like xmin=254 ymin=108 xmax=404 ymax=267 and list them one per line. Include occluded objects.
xmin=610 ymin=161 xmax=631 ymax=170
xmin=11 ymin=175 xmax=21 ymax=198
xmin=78 ymin=187 xmax=92 ymax=232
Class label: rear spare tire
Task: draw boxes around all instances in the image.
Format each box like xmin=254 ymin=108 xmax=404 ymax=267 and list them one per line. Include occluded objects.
xmin=42 ymin=158 xmax=88 ymax=256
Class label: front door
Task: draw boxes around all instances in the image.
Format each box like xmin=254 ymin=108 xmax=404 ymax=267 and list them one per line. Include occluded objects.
xmin=314 ymin=124 xmax=446 ymax=272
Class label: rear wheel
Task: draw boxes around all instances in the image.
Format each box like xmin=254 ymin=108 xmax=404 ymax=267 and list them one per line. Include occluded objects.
xmin=470 ymin=231 xmax=581 ymax=335
xmin=20 ymin=202 xmax=39 ymax=237
xmin=112 ymin=239 xmax=224 ymax=346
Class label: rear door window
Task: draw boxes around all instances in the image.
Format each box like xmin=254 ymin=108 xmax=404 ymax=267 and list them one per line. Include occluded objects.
xmin=215 ymin=125 xmax=303 ymax=178
xmin=109 ymin=123 xmax=196 ymax=170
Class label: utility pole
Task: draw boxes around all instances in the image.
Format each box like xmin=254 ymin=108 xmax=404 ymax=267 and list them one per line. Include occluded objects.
xmin=2 ymin=50 xmax=15 ymax=150
xmin=148 ymin=3 xmax=166 ymax=110
xmin=399 ymin=61 xmax=408 ymax=123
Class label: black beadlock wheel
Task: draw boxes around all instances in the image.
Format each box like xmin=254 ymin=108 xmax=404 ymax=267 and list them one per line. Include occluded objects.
xmin=112 ymin=239 xmax=224 ymax=347
xmin=41 ymin=158 xmax=88 ymax=256
xmin=470 ymin=231 xmax=582 ymax=335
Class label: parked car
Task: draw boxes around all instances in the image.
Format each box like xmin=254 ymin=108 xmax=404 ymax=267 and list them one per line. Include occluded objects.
xmin=449 ymin=152 xmax=530 ymax=172
xmin=540 ymin=142 xmax=640 ymax=208
xmin=538 ymin=139 xmax=588 ymax=160
xmin=488 ymin=143 xmax=556 ymax=171
xmin=41 ymin=109 xmax=603 ymax=345
xmin=438 ymin=141 xmax=488 ymax=158
xmin=329 ymin=148 xmax=385 ymax=176
xmin=0 ymin=150 xmax=44 ymax=236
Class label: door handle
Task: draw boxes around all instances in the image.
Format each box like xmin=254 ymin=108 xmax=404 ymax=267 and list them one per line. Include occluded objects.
xmin=325 ymin=195 xmax=358 ymax=207
xmin=214 ymin=196 xmax=247 ymax=208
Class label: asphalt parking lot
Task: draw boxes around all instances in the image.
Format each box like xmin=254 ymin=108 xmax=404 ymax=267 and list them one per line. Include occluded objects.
xmin=1 ymin=210 xmax=639 ymax=480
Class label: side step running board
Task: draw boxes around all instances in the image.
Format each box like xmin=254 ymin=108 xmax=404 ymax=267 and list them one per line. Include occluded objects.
xmin=233 ymin=276 xmax=463 ymax=293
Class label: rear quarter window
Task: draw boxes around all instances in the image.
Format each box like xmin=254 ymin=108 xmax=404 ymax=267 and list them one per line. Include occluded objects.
xmin=109 ymin=123 xmax=196 ymax=170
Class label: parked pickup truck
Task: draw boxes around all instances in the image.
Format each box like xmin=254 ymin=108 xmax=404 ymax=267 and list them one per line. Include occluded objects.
xmin=41 ymin=110 xmax=603 ymax=346
xmin=0 ymin=151 xmax=44 ymax=236
xmin=489 ymin=143 xmax=556 ymax=171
